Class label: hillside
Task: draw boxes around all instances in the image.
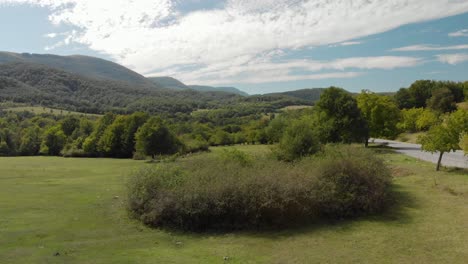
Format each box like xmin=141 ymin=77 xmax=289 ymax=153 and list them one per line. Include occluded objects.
xmin=188 ymin=85 xmax=249 ymax=96
xmin=265 ymin=88 xmax=325 ymax=102
xmin=0 ymin=51 xmax=155 ymax=86
xmin=0 ymin=62 xmax=243 ymax=114
xmin=149 ymin=76 xmax=249 ymax=96
xmin=148 ymin=76 xmax=189 ymax=90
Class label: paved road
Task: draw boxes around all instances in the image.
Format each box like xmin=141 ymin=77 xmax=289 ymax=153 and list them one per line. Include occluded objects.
xmin=372 ymin=139 xmax=468 ymax=169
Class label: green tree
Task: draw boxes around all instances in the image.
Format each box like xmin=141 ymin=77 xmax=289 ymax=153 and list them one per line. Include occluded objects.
xmin=460 ymin=134 xmax=468 ymax=155
xmin=427 ymin=87 xmax=457 ymax=113
xmin=316 ymin=87 xmax=368 ymax=144
xmin=415 ymin=109 xmax=439 ymax=131
xmin=78 ymin=118 xmax=95 ymax=137
xmin=210 ymin=129 xmax=233 ymax=146
xmin=40 ymin=126 xmax=66 ymax=156
xmin=19 ymin=126 xmax=41 ymax=156
xmin=395 ymin=88 xmax=413 ymax=109
xmin=82 ymin=113 xmax=115 ymax=155
xmin=408 ymin=80 xmax=435 ymax=108
xmin=121 ymin=112 xmax=149 ymax=157
xmin=274 ymin=116 xmax=320 ymax=162
xmin=398 ymin=108 xmax=424 ymax=132
xmin=0 ymin=128 xmax=16 ymax=156
xmin=60 ymin=116 xmax=80 ymax=136
xmin=99 ymin=116 xmax=128 ymax=157
xmin=135 ymin=117 xmax=181 ymax=159
xmin=357 ymin=91 xmax=400 ymax=146
xmin=419 ymin=110 xmax=468 ymax=171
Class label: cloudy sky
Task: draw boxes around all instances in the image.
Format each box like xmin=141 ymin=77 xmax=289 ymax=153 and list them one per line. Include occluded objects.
xmin=1 ymin=0 xmax=468 ymax=94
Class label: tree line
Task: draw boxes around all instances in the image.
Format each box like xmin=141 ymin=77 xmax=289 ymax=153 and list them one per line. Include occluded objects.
xmin=1 ymin=80 xmax=468 ymax=170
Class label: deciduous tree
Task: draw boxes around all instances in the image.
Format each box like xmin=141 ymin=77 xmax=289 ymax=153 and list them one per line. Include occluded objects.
xmin=419 ymin=110 xmax=468 ymax=171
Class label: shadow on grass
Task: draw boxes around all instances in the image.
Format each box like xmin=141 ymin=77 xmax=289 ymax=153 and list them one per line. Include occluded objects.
xmin=367 ymin=144 xmax=398 ymax=155
xmin=444 ymin=167 xmax=468 ymax=174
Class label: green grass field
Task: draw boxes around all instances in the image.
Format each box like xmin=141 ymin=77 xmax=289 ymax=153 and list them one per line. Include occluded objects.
xmin=2 ymin=106 xmax=101 ymax=117
xmin=396 ymin=132 xmax=426 ymax=144
xmin=0 ymin=145 xmax=467 ymax=263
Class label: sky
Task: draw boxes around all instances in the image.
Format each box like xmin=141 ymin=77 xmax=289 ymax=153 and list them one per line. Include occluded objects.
xmin=0 ymin=0 xmax=468 ymax=94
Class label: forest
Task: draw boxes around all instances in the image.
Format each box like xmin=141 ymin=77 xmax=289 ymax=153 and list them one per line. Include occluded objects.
xmin=1 ymin=80 xmax=467 ymax=169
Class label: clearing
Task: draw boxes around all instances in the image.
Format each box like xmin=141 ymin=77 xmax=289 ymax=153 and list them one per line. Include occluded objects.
xmin=0 ymin=145 xmax=467 ymax=263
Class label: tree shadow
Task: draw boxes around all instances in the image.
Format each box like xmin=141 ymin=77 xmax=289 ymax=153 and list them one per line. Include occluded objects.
xmin=367 ymin=144 xmax=399 ymax=155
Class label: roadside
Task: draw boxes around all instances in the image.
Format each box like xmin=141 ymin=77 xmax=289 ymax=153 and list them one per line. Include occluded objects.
xmin=372 ymin=138 xmax=468 ymax=169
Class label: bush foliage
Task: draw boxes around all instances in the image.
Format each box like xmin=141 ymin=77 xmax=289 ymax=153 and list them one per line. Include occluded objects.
xmin=127 ymin=145 xmax=392 ymax=231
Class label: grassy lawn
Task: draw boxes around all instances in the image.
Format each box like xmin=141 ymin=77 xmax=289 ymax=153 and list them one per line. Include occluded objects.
xmin=2 ymin=106 xmax=101 ymax=117
xmin=396 ymin=132 xmax=426 ymax=144
xmin=0 ymin=145 xmax=467 ymax=263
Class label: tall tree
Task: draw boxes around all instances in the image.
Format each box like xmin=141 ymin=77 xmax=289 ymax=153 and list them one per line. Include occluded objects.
xmin=316 ymin=87 xmax=368 ymax=144
xmin=135 ymin=117 xmax=181 ymax=159
xmin=82 ymin=113 xmax=115 ymax=155
xmin=40 ymin=126 xmax=66 ymax=156
xmin=60 ymin=116 xmax=80 ymax=137
xmin=408 ymin=80 xmax=435 ymax=108
xmin=19 ymin=126 xmax=41 ymax=156
xmin=395 ymin=88 xmax=414 ymax=109
xmin=357 ymin=91 xmax=400 ymax=146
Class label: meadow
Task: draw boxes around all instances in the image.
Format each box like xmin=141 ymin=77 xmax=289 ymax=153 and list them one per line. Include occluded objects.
xmin=2 ymin=106 xmax=101 ymax=117
xmin=0 ymin=145 xmax=467 ymax=263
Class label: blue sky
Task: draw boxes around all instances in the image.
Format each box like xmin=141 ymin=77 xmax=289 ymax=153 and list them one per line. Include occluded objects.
xmin=0 ymin=0 xmax=468 ymax=94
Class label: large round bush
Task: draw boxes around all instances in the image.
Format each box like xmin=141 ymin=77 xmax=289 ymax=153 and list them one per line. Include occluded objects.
xmin=127 ymin=146 xmax=392 ymax=231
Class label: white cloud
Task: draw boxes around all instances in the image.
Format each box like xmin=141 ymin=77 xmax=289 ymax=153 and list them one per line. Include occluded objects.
xmin=204 ymin=72 xmax=365 ymax=85
xmin=1 ymin=0 xmax=467 ymax=84
xmin=392 ymin=44 xmax=468 ymax=52
xmin=449 ymin=29 xmax=468 ymax=37
xmin=436 ymin=53 xmax=468 ymax=65
xmin=44 ymin=33 xmax=57 ymax=38
xmin=329 ymin=41 xmax=362 ymax=47
xmin=153 ymin=56 xmax=423 ymax=85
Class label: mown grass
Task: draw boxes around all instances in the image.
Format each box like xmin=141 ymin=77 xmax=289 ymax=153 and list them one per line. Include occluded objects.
xmin=396 ymin=132 xmax=427 ymax=144
xmin=2 ymin=106 xmax=101 ymax=117
xmin=0 ymin=145 xmax=467 ymax=263
xmin=280 ymin=105 xmax=313 ymax=111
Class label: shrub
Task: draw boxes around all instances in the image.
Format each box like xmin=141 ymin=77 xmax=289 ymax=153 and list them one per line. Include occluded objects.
xmin=273 ymin=117 xmax=320 ymax=162
xmin=313 ymin=145 xmax=393 ymax=217
xmin=180 ymin=136 xmax=209 ymax=154
xmin=127 ymin=146 xmax=393 ymax=231
xmin=61 ymin=147 xmax=87 ymax=158
xmin=219 ymin=148 xmax=253 ymax=167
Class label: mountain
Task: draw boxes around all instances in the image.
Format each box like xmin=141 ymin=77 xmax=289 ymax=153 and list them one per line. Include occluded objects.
xmin=149 ymin=76 xmax=249 ymax=96
xmin=0 ymin=52 xmax=251 ymax=96
xmin=0 ymin=51 xmax=155 ymax=86
xmin=188 ymin=85 xmax=249 ymax=96
xmin=0 ymin=62 xmax=243 ymax=114
xmin=148 ymin=76 xmax=189 ymax=90
xmin=0 ymin=52 xmax=314 ymax=115
xmin=264 ymin=88 xmax=325 ymax=103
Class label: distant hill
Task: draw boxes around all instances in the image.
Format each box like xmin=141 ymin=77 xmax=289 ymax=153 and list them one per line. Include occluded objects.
xmin=0 ymin=52 xmax=319 ymax=115
xmin=0 ymin=51 xmax=155 ymax=86
xmin=265 ymin=88 xmax=326 ymax=103
xmin=0 ymin=62 xmax=243 ymax=114
xmin=188 ymin=85 xmax=249 ymax=96
xmin=149 ymin=76 xmax=249 ymax=96
xmin=148 ymin=76 xmax=189 ymax=90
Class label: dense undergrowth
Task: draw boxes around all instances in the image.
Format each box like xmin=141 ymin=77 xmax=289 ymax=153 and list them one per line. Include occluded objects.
xmin=127 ymin=145 xmax=393 ymax=231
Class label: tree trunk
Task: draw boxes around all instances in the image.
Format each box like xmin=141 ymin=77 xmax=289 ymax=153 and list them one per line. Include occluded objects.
xmin=365 ymin=137 xmax=369 ymax=148
xmin=436 ymin=151 xmax=444 ymax=171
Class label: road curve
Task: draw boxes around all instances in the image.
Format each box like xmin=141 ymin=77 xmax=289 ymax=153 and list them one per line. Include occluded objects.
xmin=372 ymin=139 xmax=468 ymax=169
